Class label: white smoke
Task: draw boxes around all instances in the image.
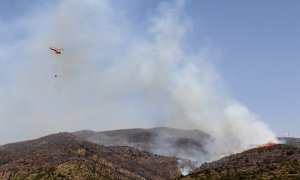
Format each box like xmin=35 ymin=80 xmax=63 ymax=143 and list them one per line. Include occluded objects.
xmin=0 ymin=0 xmax=276 ymax=164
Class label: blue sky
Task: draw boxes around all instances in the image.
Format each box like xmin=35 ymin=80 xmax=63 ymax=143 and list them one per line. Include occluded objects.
xmin=0 ymin=0 xmax=299 ymax=144
xmin=186 ymin=1 xmax=300 ymax=136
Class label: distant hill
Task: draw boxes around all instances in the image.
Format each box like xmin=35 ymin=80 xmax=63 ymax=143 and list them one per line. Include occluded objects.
xmin=279 ymin=137 xmax=300 ymax=148
xmin=73 ymin=127 xmax=211 ymax=165
xmin=180 ymin=144 xmax=300 ymax=179
xmin=0 ymin=132 xmax=181 ymax=179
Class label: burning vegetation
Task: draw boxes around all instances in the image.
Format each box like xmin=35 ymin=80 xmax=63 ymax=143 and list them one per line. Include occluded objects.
xmin=254 ymin=141 xmax=277 ymax=149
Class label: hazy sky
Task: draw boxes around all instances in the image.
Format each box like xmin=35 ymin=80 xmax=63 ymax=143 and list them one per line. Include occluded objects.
xmin=114 ymin=0 xmax=300 ymax=137
xmin=0 ymin=0 xmax=299 ymax=144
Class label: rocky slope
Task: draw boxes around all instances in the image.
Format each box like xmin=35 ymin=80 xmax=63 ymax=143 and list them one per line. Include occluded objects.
xmin=181 ymin=144 xmax=300 ymax=179
xmin=0 ymin=132 xmax=181 ymax=180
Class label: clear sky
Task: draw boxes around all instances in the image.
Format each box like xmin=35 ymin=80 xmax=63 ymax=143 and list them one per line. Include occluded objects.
xmin=0 ymin=0 xmax=299 ymax=144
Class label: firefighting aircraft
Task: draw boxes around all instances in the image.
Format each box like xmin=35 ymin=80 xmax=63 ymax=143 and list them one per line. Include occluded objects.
xmin=50 ymin=47 xmax=64 ymax=54
xmin=50 ymin=47 xmax=63 ymax=78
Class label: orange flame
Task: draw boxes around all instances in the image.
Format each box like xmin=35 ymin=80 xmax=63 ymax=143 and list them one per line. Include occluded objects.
xmin=242 ymin=141 xmax=277 ymax=152
xmin=254 ymin=141 xmax=277 ymax=149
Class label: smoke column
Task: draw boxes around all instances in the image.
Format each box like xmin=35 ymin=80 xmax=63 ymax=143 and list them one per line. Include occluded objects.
xmin=0 ymin=0 xmax=276 ymax=160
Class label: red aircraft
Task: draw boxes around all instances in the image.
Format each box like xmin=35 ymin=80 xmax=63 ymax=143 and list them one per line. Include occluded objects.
xmin=50 ymin=47 xmax=64 ymax=54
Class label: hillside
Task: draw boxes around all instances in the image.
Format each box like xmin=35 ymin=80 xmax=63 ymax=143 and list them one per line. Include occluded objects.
xmin=0 ymin=132 xmax=181 ymax=180
xmin=181 ymin=144 xmax=300 ymax=179
xmin=2 ymin=129 xmax=299 ymax=179
xmin=73 ymin=127 xmax=211 ymax=164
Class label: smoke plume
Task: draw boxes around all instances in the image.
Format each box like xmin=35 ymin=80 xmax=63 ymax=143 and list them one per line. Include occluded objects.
xmin=0 ymin=0 xmax=276 ymax=163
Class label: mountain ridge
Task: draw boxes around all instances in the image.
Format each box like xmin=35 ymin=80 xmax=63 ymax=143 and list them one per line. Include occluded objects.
xmin=0 ymin=132 xmax=181 ymax=179
xmin=73 ymin=127 xmax=211 ymax=165
xmin=1 ymin=128 xmax=300 ymax=179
